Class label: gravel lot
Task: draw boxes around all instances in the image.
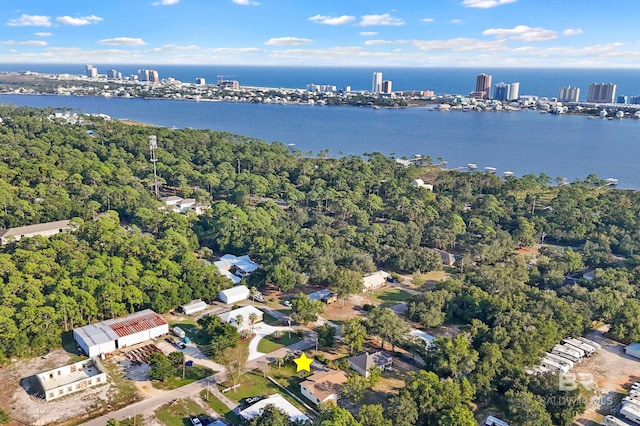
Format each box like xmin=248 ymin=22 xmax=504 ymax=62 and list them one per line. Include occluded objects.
xmin=572 ymin=327 xmax=640 ymax=425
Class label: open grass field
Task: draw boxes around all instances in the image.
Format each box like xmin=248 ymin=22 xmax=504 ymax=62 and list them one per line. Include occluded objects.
xmin=200 ymin=390 xmax=241 ymax=425
xmin=153 ymin=365 xmax=213 ymax=390
xmin=154 ymin=398 xmax=205 ymax=426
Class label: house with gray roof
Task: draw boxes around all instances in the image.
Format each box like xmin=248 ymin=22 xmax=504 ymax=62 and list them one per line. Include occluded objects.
xmin=347 ymin=351 xmax=393 ymax=377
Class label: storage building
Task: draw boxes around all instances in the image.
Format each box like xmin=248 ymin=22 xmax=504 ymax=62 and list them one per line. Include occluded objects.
xmin=625 ymin=343 xmax=640 ymax=360
xmin=180 ymin=299 xmax=207 ymax=315
xmin=218 ymin=285 xmax=250 ymax=304
xmin=73 ymin=309 xmax=168 ymax=357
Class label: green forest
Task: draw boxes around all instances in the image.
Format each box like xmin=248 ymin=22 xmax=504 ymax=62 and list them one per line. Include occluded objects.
xmin=1 ymin=105 xmax=640 ymax=424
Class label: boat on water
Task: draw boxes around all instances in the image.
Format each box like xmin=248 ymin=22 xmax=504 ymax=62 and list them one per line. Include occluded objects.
xmin=467 ymin=163 xmax=478 ymax=170
xmin=605 ymin=178 xmax=619 ymax=186
xmin=485 ymin=167 xmax=497 ymax=174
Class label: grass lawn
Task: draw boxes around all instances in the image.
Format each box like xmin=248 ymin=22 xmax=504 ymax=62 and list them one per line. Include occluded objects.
xmin=153 ymin=365 xmax=213 ymax=390
xmin=268 ymin=363 xmax=313 ymax=404
xmin=169 ymin=321 xmax=210 ymax=346
xmin=199 ymin=390 xmax=241 ymax=425
xmin=257 ymin=332 xmax=303 ymax=353
xmin=154 ymin=398 xmax=205 ymax=426
xmin=371 ymin=288 xmax=413 ymax=306
xmin=218 ymin=372 xmax=282 ymax=403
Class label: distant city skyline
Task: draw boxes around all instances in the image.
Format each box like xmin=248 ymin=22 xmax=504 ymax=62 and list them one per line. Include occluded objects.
xmin=1 ymin=1 xmax=640 ymax=67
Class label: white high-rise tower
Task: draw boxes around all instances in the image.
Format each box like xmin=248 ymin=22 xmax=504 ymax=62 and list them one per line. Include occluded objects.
xmin=372 ymin=72 xmax=383 ymax=93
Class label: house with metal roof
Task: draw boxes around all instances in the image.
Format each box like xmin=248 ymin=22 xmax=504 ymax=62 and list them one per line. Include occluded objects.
xmin=214 ymin=254 xmax=259 ymax=284
xmin=217 ymin=305 xmax=263 ymax=331
xmin=179 ymin=299 xmax=208 ymax=315
xmin=218 ymin=285 xmax=250 ymax=304
xmin=362 ymin=270 xmax=390 ymax=292
xmin=73 ymin=309 xmax=168 ymax=357
xmin=0 ymin=220 xmax=71 ymax=244
xmin=239 ymin=394 xmax=309 ymax=423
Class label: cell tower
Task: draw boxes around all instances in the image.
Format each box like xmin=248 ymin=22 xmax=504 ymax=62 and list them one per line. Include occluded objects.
xmin=149 ymin=135 xmax=159 ymax=196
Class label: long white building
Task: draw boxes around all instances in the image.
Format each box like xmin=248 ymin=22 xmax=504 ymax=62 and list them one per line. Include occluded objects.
xmin=372 ymin=72 xmax=383 ymax=94
xmin=73 ymin=309 xmax=168 ymax=357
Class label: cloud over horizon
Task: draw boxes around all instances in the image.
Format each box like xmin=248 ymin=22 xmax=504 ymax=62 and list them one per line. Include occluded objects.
xmin=265 ymin=37 xmax=313 ymax=46
xmin=99 ymin=37 xmax=147 ymax=46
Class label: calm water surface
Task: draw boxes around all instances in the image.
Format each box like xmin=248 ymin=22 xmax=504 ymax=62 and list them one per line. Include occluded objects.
xmin=2 ymin=94 xmax=639 ymax=188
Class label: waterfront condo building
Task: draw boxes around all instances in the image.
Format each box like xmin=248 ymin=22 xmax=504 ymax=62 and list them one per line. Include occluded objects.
xmin=475 ymin=73 xmax=492 ymax=100
xmin=558 ymin=85 xmax=580 ymax=102
xmin=382 ymin=80 xmax=393 ymax=94
xmin=85 ymin=64 xmax=97 ymax=79
xmin=493 ymin=82 xmax=520 ymax=101
xmin=372 ymin=72 xmax=383 ymax=93
xmin=587 ymin=83 xmax=616 ymax=103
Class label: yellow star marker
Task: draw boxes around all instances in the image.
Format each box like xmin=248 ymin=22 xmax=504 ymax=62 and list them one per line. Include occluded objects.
xmin=293 ymin=352 xmax=313 ymax=372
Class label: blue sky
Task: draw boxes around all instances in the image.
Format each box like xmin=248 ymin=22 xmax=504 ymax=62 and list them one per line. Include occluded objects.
xmin=1 ymin=0 xmax=639 ymax=67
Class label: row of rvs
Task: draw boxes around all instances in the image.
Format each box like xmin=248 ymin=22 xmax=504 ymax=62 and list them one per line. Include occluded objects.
xmin=602 ymin=381 xmax=640 ymax=425
xmin=530 ymin=336 xmax=601 ymax=375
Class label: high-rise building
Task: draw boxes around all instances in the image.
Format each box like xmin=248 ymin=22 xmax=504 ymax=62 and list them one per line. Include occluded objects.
xmin=558 ymin=85 xmax=580 ymax=102
xmin=137 ymin=69 xmax=149 ymax=81
xmin=508 ymin=82 xmax=519 ymax=101
xmin=196 ymin=77 xmax=206 ymax=85
xmin=372 ymin=72 xmax=383 ymax=93
xmin=629 ymin=96 xmax=640 ymax=105
xmin=85 ymin=64 xmax=97 ymax=79
xmin=617 ymin=95 xmax=628 ymax=104
xmin=107 ymin=69 xmax=122 ymax=79
xmin=493 ymin=82 xmax=510 ymax=101
xmin=382 ymin=80 xmax=393 ymax=94
xmin=475 ymin=73 xmax=492 ymax=100
xmin=148 ymin=70 xmax=159 ymax=82
xmin=587 ymin=83 xmax=616 ymax=103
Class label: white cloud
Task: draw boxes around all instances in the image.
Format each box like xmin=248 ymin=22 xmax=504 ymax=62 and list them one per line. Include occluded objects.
xmin=309 ymin=15 xmax=356 ymax=25
xmin=422 ymin=18 xmax=435 ymax=23
xmin=462 ymin=0 xmax=517 ymax=8
xmin=483 ymin=25 xmax=557 ymax=42
xmin=2 ymin=40 xmax=48 ymax=46
xmin=265 ymin=37 xmax=313 ymax=46
xmin=360 ymin=14 xmax=405 ymax=27
xmin=359 ymin=32 xmax=378 ymax=37
xmin=207 ymin=47 xmax=262 ymax=53
xmin=7 ymin=14 xmax=52 ymax=27
xmin=413 ymin=37 xmax=506 ymax=51
xmin=232 ymin=0 xmax=259 ymax=5
xmin=56 ymin=15 xmax=103 ymax=26
xmin=450 ymin=19 xmax=463 ymax=24
xmin=152 ymin=0 xmax=180 ymax=5
xmin=365 ymin=39 xmax=395 ymax=46
xmin=99 ymin=37 xmax=147 ymax=46
xmin=149 ymin=44 xmax=199 ymax=52
xmin=563 ymin=28 xmax=583 ymax=36
xmin=34 ymin=32 xmax=53 ymax=37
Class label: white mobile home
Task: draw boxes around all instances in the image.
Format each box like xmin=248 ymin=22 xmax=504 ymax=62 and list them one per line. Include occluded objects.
xmin=551 ymin=345 xmax=582 ymax=363
xmin=561 ymin=342 xmax=586 ymax=358
xmin=218 ymin=285 xmax=250 ymax=304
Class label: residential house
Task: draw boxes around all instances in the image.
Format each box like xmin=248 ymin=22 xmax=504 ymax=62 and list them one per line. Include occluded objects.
xmin=307 ymin=289 xmax=337 ymax=304
xmin=434 ymin=248 xmax=456 ymax=266
xmin=300 ymin=369 xmax=347 ymax=405
xmin=347 ymin=351 xmax=393 ymax=377
xmin=362 ymin=270 xmax=390 ymax=293
xmin=160 ymin=196 xmax=209 ymax=215
xmin=217 ymin=305 xmax=263 ymax=331
xmin=37 ymin=358 xmax=107 ymax=401
xmin=214 ymin=254 xmax=259 ymax=283
xmin=411 ymin=178 xmax=434 ymax=192
xmin=239 ymin=394 xmax=309 ymax=423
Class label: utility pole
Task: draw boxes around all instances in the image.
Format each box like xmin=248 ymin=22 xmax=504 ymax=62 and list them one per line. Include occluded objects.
xmin=149 ymin=135 xmax=159 ymax=197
